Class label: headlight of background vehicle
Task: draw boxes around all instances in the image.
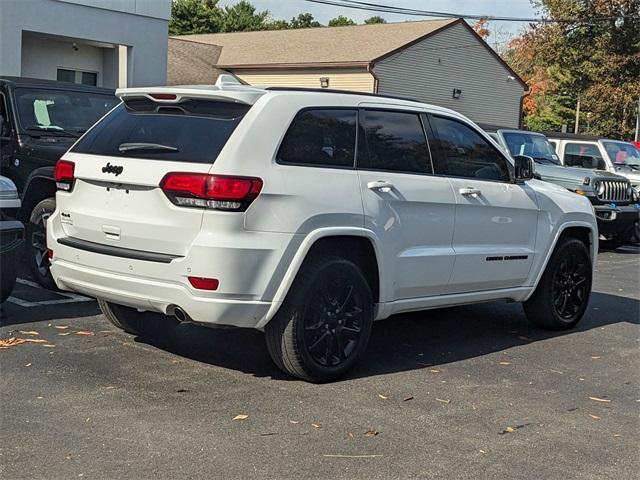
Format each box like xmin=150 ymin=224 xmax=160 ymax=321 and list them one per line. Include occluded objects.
xmin=593 ymin=180 xmax=605 ymax=196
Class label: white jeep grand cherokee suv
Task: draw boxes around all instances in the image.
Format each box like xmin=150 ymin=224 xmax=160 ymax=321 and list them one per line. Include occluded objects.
xmin=48 ymin=81 xmax=597 ymax=382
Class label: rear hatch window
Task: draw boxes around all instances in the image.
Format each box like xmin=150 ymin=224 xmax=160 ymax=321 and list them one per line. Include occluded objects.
xmin=71 ymin=98 xmax=250 ymax=163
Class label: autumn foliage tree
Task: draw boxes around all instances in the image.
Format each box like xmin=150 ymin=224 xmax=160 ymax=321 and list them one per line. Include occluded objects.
xmin=505 ymin=0 xmax=640 ymax=138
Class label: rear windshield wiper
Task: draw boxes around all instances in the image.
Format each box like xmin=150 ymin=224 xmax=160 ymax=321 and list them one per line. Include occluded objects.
xmin=118 ymin=142 xmax=178 ymax=153
xmin=26 ymin=125 xmax=80 ymax=138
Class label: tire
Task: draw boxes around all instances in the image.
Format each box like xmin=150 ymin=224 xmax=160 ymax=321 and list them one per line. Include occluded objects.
xmin=98 ymin=299 xmax=179 ymax=337
xmin=524 ymin=237 xmax=592 ymax=330
xmin=26 ymin=197 xmax=57 ymax=290
xmin=265 ymin=254 xmax=374 ymax=382
xmin=1 ymin=252 xmax=18 ymax=303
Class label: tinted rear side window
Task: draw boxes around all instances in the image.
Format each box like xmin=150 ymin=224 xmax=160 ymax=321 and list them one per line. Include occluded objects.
xmin=72 ymin=99 xmax=250 ymax=163
xmin=358 ymin=110 xmax=432 ymax=174
xmin=276 ymin=109 xmax=357 ymax=167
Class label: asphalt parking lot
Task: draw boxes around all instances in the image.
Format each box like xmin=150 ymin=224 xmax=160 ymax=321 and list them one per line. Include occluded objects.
xmin=1 ymin=247 xmax=638 ymax=480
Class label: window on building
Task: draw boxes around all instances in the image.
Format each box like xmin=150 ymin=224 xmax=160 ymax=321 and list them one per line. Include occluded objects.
xmin=277 ymin=109 xmax=357 ymax=168
xmin=56 ymin=68 xmax=98 ymax=86
xmin=358 ymin=110 xmax=432 ymax=174
xmin=431 ymin=115 xmax=511 ymax=182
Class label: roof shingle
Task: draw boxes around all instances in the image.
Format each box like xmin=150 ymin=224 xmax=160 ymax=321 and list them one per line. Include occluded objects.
xmin=172 ymin=18 xmax=457 ymax=67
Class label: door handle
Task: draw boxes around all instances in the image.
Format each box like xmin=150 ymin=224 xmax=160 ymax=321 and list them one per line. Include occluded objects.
xmin=367 ymin=180 xmax=394 ymax=193
xmin=459 ymin=187 xmax=482 ymax=197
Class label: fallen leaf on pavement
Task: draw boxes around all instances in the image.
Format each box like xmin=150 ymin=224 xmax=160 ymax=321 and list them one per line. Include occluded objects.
xmin=550 ymin=369 xmax=564 ymax=374
xmin=323 ymin=454 xmax=383 ymax=458
xmin=42 ymin=344 xmax=56 ymax=348
xmin=378 ymin=394 xmax=388 ymax=400
xmin=104 ymin=386 xmax=116 ymax=390
xmin=498 ymin=361 xmax=512 ymax=365
xmin=588 ymin=396 xmax=611 ymax=403
xmin=436 ymin=398 xmax=451 ymax=404
xmin=589 ymin=414 xmax=600 ymax=420
xmin=58 ymin=332 xmax=71 ymax=336
xmin=311 ymin=423 xmax=321 ymax=429
xmin=36 ymin=396 xmax=43 ymax=399
xmin=54 ymin=326 xmax=69 ymax=330
xmin=289 ymin=420 xmax=299 ymax=424
xmin=233 ymin=414 xmax=249 ymax=421
xmin=19 ymin=331 xmax=39 ymax=336
xmin=25 ymin=363 xmax=32 ymax=367
xmin=499 ymin=424 xmax=530 ymax=435
xmin=430 ymin=369 xmax=440 ymax=373
xmin=479 ymin=449 xmax=487 ymax=454
xmin=74 ymin=331 xmax=95 ymax=336
xmin=613 ymin=433 xmax=621 ymax=438
xmin=364 ymin=429 xmax=379 ymax=437
xmin=591 ymin=356 xmax=601 ymax=359
xmin=403 ymin=396 xmax=414 ymax=402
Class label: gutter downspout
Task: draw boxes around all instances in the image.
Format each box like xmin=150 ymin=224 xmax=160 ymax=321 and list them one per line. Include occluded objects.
xmin=367 ymin=63 xmax=379 ymax=94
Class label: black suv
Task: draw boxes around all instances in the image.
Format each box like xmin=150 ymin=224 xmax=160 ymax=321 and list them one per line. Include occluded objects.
xmin=0 ymin=77 xmax=118 ymax=288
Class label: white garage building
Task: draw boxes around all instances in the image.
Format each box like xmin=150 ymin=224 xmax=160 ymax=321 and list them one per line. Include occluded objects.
xmin=0 ymin=0 xmax=171 ymax=88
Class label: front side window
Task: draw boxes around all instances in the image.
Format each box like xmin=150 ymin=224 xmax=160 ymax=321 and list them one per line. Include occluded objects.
xmin=431 ymin=116 xmax=511 ymax=182
xmin=603 ymin=141 xmax=640 ymax=170
xmin=276 ymin=109 xmax=357 ymax=168
xmin=358 ymin=110 xmax=431 ymax=174
xmin=564 ymin=143 xmax=607 ymax=170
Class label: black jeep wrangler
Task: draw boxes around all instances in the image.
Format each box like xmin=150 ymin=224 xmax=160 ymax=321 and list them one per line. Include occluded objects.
xmin=0 ymin=77 xmax=118 ymax=288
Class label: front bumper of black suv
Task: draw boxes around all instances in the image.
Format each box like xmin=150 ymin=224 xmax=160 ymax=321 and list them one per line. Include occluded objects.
xmin=594 ymin=204 xmax=640 ymax=235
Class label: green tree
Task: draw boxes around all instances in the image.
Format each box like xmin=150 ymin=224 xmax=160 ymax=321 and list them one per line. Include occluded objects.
xmin=364 ymin=16 xmax=386 ymax=24
xmin=328 ymin=15 xmax=356 ymax=27
xmin=506 ymin=0 xmax=640 ymax=138
xmin=220 ymin=0 xmax=269 ymax=32
xmin=290 ymin=12 xmax=322 ymax=28
xmin=169 ymin=0 xmax=222 ymax=35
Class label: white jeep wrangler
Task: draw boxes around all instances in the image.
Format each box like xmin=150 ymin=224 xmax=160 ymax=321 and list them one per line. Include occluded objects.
xmin=48 ymin=81 xmax=597 ymax=382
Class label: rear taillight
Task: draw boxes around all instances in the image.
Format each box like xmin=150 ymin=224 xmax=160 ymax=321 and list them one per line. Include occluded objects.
xmin=160 ymin=173 xmax=263 ymax=211
xmin=54 ymin=160 xmax=75 ymax=191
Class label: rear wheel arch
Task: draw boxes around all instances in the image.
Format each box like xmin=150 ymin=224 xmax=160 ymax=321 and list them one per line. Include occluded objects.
xmin=259 ymin=229 xmax=382 ymax=330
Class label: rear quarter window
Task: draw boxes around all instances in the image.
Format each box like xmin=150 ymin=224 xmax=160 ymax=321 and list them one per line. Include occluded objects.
xmin=276 ymin=109 xmax=357 ymax=168
xmin=72 ymin=98 xmax=250 ymax=163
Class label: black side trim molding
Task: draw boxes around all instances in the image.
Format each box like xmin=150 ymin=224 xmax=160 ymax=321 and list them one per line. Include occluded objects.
xmin=57 ymin=237 xmax=182 ymax=264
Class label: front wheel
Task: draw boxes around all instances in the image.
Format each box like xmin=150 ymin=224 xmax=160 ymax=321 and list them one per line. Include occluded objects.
xmin=26 ymin=197 xmax=57 ymax=289
xmin=524 ymin=237 xmax=592 ymax=330
xmin=265 ymin=255 xmax=373 ymax=382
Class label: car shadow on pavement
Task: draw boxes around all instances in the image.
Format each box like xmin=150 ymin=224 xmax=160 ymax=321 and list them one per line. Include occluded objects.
xmin=136 ymin=291 xmax=639 ymax=382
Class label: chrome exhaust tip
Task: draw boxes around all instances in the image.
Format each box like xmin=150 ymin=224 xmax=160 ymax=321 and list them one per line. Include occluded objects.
xmin=174 ymin=307 xmax=188 ymax=323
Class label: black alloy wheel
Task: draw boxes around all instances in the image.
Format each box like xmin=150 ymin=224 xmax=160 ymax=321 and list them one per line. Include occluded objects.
xmin=551 ymin=252 xmax=589 ymax=320
xmin=303 ymin=276 xmax=365 ymax=367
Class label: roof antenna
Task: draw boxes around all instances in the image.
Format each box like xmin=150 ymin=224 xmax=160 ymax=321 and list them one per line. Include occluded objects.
xmin=215 ymin=74 xmax=243 ymax=88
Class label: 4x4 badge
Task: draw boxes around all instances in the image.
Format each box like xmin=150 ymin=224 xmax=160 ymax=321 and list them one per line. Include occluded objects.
xmin=102 ymin=162 xmax=123 ymax=176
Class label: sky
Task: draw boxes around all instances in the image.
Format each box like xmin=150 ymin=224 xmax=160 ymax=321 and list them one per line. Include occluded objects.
xmin=218 ymin=0 xmax=542 ymax=45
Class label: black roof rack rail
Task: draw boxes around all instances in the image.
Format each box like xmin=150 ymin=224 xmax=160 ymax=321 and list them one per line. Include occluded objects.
xmin=264 ymin=86 xmax=421 ymax=104
xmin=542 ymin=131 xmax=601 ymax=141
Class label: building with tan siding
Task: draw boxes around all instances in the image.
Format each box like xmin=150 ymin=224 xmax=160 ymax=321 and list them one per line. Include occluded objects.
xmin=168 ymin=18 xmax=527 ymax=127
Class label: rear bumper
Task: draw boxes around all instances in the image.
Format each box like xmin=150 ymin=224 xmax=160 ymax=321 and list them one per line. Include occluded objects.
xmin=594 ymin=204 xmax=640 ymax=235
xmin=47 ymin=211 xmax=298 ymax=329
xmin=51 ymin=259 xmax=274 ymax=328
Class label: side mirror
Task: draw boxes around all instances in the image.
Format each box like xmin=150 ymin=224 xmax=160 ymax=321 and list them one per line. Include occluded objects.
xmin=513 ymin=155 xmax=535 ymax=182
